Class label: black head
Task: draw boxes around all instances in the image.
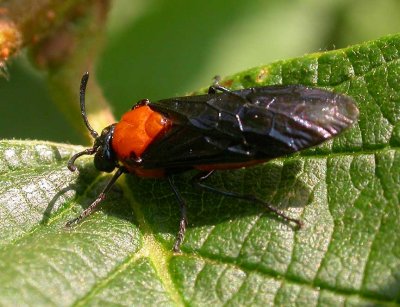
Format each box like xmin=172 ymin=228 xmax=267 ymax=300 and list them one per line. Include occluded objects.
xmin=67 ymin=72 xmax=117 ymax=173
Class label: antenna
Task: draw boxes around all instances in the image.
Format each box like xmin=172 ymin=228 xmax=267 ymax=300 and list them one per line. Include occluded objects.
xmin=67 ymin=72 xmax=100 ymax=172
xmin=80 ymin=72 xmax=99 ymax=139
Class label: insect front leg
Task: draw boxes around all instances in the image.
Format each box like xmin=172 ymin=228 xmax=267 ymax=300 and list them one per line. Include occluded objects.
xmin=191 ymin=170 xmax=303 ymax=229
xmin=65 ymin=167 xmax=126 ymax=227
xmin=167 ymin=176 xmax=188 ymax=252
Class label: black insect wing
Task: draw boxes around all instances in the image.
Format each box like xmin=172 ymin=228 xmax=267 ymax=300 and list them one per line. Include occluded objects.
xmin=144 ymin=85 xmax=358 ymax=170
xmin=238 ymin=85 xmax=359 ymax=154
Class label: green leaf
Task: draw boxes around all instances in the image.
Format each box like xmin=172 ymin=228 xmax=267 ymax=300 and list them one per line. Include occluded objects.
xmin=1 ymin=34 xmax=400 ymax=306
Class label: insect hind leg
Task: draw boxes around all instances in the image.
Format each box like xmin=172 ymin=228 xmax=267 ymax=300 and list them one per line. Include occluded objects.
xmin=191 ymin=170 xmax=303 ymax=229
xmin=168 ymin=176 xmax=188 ymax=252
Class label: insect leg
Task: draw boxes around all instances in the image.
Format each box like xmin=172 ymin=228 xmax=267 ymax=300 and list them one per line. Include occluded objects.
xmin=191 ymin=171 xmax=303 ymax=228
xmin=208 ymin=83 xmax=236 ymax=96
xmin=68 ymin=147 xmax=97 ymax=171
xmin=207 ymin=75 xmax=241 ymax=97
xmin=208 ymin=76 xmax=222 ymax=94
xmin=207 ymin=77 xmax=256 ymax=106
xmin=65 ymin=167 xmax=126 ymax=227
xmin=168 ymin=176 xmax=188 ymax=252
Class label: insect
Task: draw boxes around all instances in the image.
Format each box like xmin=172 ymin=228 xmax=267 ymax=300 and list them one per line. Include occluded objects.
xmin=67 ymin=72 xmax=359 ymax=252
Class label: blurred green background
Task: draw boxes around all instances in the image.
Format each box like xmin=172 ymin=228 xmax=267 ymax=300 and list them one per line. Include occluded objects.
xmin=1 ymin=0 xmax=400 ymax=144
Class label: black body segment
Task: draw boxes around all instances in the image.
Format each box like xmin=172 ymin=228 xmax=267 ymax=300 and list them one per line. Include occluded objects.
xmin=139 ymin=85 xmax=358 ymax=169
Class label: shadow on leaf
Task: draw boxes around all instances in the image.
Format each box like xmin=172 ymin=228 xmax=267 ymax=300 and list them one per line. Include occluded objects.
xmin=125 ymin=160 xmax=310 ymax=249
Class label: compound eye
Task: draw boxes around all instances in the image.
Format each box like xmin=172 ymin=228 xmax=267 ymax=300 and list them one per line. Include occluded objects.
xmin=94 ymin=149 xmax=115 ymax=173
